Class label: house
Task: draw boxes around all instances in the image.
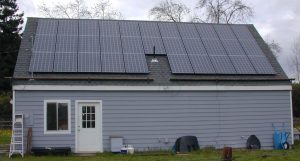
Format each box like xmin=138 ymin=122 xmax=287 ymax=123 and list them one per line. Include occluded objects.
xmin=12 ymin=18 xmax=293 ymax=153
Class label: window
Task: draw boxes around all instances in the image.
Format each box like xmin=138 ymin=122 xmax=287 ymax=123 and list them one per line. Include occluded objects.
xmin=44 ymin=100 xmax=70 ymax=134
xmin=81 ymin=106 xmax=96 ymax=128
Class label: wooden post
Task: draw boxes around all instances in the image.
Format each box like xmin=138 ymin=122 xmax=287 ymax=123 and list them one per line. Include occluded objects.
xmin=222 ymin=147 xmax=232 ymax=161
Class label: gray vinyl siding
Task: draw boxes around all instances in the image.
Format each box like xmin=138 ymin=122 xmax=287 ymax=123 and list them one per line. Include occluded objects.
xmin=15 ymin=90 xmax=292 ymax=152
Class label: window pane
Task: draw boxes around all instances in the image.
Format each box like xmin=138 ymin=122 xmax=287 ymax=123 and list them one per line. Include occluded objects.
xmin=87 ymin=121 xmax=91 ymax=128
xmin=87 ymin=106 xmax=90 ymax=113
xmin=58 ymin=103 xmax=68 ymax=130
xmin=82 ymin=121 xmax=86 ymax=128
xmin=82 ymin=106 xmax=86 ymax=113
xmin=47 ymin=103 xmax=57 ymax=130
xmin=91 ymin=114 xmax=95 ymax=120
xmin=82 ymin=113 xmax=86 ymax=120
xmin=91 ymin=121 xmax=95 ymax=128
xmin=91 ymin=106 xmax=95 ymax=113
xmin=87 ymin=114 xmax=91 ymax=120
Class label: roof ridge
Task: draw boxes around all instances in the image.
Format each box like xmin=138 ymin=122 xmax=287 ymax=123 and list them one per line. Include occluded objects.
xmin=26 ymin=17 xmax=253 ymax=26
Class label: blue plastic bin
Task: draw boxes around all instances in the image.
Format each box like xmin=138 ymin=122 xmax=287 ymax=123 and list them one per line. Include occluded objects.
xmin=273 ymin=130 xmax=289 ymax=149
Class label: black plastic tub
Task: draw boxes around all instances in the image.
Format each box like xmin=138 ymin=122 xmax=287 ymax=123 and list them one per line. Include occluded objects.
xmin=51 ymin=147 xmax=71 ymax=155
xmin=31 ymin=147 xmax=71 ymax=155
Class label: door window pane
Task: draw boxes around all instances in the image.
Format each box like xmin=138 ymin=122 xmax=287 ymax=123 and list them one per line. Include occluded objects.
xmin=82 ymin=121 xmax=86 ymax=128
xmin=82 ymin=106 xmax=86 ymax=113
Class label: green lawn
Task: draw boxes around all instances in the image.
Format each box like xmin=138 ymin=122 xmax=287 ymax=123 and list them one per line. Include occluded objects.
xmin=296 ymin=125 xmax=300 ymax=131
xmin=0 ymin=129 xmax=11 ymax=144
xmin=1 ymin=141 xmax=300 ymax=161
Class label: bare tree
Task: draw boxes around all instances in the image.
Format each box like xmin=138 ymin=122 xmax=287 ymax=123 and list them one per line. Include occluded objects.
xmin=39 ymin=0 xmax=123 ymax=19
xmin=196 ymin=0 xmax=253 ymax=24
xmin=292 ymin=36 xmax=300 ymax=82
xmin=149 ymin=0 xmax=190 ymax=22
xmin=92 ymin=0 xmax=123 ymax=19
xmin=39 ymin=0 xmax=91 ymax=19
xmin=264 ymin=35 xmax=282 ymax=58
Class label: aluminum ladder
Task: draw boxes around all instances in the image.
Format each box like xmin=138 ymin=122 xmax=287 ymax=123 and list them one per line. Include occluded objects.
xmin=9 ymin=114 xmax=24 ymax=158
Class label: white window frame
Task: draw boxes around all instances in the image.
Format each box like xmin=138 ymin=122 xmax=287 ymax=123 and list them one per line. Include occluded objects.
xmin=44 ymin=100 xmax=71 ymax=134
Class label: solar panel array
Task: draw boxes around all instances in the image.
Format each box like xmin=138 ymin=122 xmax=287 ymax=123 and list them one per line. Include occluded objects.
xmin=29 ymin=19 xmax=275 ymax=75
xmin=30 ymin=19 xmax=149 ymax=73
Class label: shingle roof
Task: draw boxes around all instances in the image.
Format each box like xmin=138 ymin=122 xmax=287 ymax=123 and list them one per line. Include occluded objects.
xmin=13 ymin=18 xmax=290 ymax=86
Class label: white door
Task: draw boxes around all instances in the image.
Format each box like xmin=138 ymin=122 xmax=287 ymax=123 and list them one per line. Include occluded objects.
xmin=77 ymin=102 xmax=102 ymax=152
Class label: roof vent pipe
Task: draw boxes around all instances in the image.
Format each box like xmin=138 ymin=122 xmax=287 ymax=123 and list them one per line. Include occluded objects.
xmin=151 ymin=46 xmax=159 ymax=63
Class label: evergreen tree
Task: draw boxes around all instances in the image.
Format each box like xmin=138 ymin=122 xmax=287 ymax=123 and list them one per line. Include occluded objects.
xmin=0 ymin=0 xmax=23 ymax=91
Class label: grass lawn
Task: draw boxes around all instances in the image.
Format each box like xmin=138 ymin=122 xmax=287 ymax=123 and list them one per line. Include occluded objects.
xmin=1 ymin=141 xmax=300 ymax=161
xmin=296 ymin=125 xmax=300 ymax=131
xmin=0 ymin=129 xmax=11 ymax=144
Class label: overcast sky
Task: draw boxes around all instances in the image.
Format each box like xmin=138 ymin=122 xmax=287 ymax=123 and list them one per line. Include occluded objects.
xmin=17 ymin=0 xmax=300 ymax=78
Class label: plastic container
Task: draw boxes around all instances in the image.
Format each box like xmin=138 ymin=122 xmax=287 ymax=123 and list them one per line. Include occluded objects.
xmin=120 ymin=145 xmax=134 ymax=154
xmin=274 ymin=130 xmax=289 ymax=149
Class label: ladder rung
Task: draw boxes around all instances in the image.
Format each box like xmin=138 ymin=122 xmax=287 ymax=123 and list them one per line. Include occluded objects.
xmin=11 ymin=143 xmax=23 ymax=145
xmin=12 ymin=135 xmax=23 ymax=138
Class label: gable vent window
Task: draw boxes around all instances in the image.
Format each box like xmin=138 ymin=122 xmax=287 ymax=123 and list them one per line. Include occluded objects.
xmin=44 ymin=100 xmax=71 ymax=134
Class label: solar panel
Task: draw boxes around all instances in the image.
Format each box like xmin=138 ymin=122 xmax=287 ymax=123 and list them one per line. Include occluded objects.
xmin=100 ymin=21 xmax=120 ymax=37
xmin=53 ymin=53 xmax=77 ymax=72
xmin=163 ymin=38 xmax=186 ymax=55
xmin=221 ymin=40 xmax=246 ymax=55
xmin=188 ymin=55 xmax=215 ymax=74
xmin=36 ymin=19 xmax=58 ymax=35
xmin=158 ymin=23 xmax=180 ymax=38
xmin=167 ymin=54 xmax=194 ymax=74
xmin=231 ymin=25 xmax=254 ymax=39
xmin=214 ymin=25 xmax=236 ymax=40
xmin=229 ymin=55 xmax=256 ymax=74
xmin=78 ymin=36 xmax=100 ymax=53
xmin=29 ymin=52 xmax=54 ymax=72
xmin=239 ymin=40 xmax=265 ymax=55
xmin=177 ymin=23 xmax=199 ymax=39
xmin=124 ymin=54 xmax=149 ymax=73
xmin=78 ymin=52 xmax=101 ymax=72
xmin=195 ymin=24 xmax=219 ymax=39
xmin=33 ymin=35 xmax=56 ymax=52
xmin=79 ymin=20 xmax=99 ymax=36
xmin=101 ymin=53 xmax=125 ymax=73
xmin=100 ymin=37 xmax=122 ymax=53
xmin=202 ymin=39 xmax=227 ymax=55
xmin=210 ymin=55 xmax=236 ymax=74
xmin=119 ymin=21 xmax=140 ymax=37
xmin=248 ymin=55 xmax=276 ymax=74
xmin=182 ymin=38 xmax=207 ymax=55
xmin=139 ymin=22 xmax=161 ymax=37
xmin=30 ymin=19 xmax=276 ymax=75
xmin=121 ymin=37 xmax=144 ymax=53
xmin=142 ymin=37 xmax=166 ymax=55
xmin=56 ymin=35 xmax=78 ymax=53
xmin=58 ymin=19 xmax=78 ymax=35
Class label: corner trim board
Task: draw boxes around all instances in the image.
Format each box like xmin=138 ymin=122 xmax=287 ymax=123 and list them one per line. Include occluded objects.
xmin=290 ymin=90 xmax=294 ymax=144
xmin=13 ymin=85 xmax=292 ymax=91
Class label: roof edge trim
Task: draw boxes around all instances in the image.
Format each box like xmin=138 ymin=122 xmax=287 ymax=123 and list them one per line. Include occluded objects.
xmin=13 ymin=85 xmax=291 ymax=91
